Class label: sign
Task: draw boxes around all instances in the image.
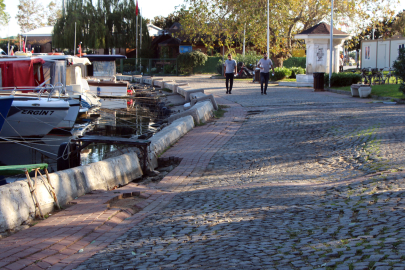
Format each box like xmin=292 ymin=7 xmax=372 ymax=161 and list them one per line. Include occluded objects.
xmin=179 ymin=45 xmax=192 ymax=54
xmin=317 ymin=48 xmax=324 ymax=61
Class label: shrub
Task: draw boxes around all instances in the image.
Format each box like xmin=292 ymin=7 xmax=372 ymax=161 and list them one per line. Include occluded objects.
xmin=289 ymin=67 xmax=306 ymax=79
xmin=324 ymin=72 xmax=362 ymax=87
xmin=283 ymin=57 xmax=306 ymax=68
xmin=177 ymin=50 xmax=208 ymax=74
xmin=273 ymin=67 xmax=292 ymax=81
xmin=393 ymin=47 xmax=405 ymax=94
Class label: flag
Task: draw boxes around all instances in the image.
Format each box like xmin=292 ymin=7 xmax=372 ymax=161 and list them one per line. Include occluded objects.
xmin=136 ymin=0 xmax=138 ymax=16
xmin=23 ymin=40 xmax=26 ymax=52
xmin=31 ymin=48 xmax=34 ymax=53
xmin=78 ymin=44 xmax=82 ymax=57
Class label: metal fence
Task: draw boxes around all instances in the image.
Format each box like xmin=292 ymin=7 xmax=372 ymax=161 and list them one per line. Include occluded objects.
xmin=117 ymin=58 xmax=178 ymax=76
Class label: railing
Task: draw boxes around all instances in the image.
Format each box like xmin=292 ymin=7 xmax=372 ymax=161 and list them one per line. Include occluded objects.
xmin=116 ymin=58 xmax=178 ymax=76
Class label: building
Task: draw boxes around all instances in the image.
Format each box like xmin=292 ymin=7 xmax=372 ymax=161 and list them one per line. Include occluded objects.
xmin=361 ymin=35 xmax=405 ymax=69
xmin=22 ymin=26 xmax=54 ymax=53
xmin=147 ymin=24 xmax=164 ymax=37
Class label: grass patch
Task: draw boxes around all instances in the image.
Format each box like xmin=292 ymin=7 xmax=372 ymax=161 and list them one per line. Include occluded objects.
xmin=214 ymin=105 xmax=229 ymax=118
xmin=279 ymin=78 xmax=297 ymax=82
xmin=331 ymin=84 xmax=404 ymax=99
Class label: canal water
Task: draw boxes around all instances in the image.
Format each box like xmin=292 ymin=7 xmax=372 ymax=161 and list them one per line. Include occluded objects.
xmin=0 ymin=97 xmax=164 ymax=184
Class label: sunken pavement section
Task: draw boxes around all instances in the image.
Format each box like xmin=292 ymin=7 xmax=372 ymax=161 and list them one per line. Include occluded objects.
xmin=2 ymin=77 xmax=405 ymax=270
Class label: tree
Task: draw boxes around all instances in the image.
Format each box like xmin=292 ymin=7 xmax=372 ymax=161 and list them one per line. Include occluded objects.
xmin=53 ymin=0 xmax=149 ymax=55
xmin=177 ymin=50 xmax=208 ymax=74
xmin=46 ymin=1 xmax=62 ymax=26
xmin=152 ymin=10 xmax=185 ymax=29
xmin=0 ymin=0 xmax=10 ymax=26
xmin=16 ymin=0 xmax=45 ymax=33
xmin=179 ymin=0 xmax=398 ymax=66
xmin=347 ymin=10 xmax=405 ymax=59
xmin=393 ymin=47 xmax=405 ymax=94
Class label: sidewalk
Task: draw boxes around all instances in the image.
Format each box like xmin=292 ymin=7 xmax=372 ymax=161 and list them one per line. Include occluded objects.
xmin=0 ymin=96 xmax=245 ymax=270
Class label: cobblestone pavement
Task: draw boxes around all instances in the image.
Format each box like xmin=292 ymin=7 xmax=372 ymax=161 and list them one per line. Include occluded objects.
xmin=76 ymin=77 xmax=405 ymax=270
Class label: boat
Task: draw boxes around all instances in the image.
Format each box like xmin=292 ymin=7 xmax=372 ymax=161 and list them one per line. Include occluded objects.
xmin=0 ymin=96 xmax=70 ymax=138
xmin=36 ymin=55 xmax=102 ymax=109
xmin=0 ymin=96 xmax=14 ymax=132
xmin=84 ymin=54 xmax=128 ymax=96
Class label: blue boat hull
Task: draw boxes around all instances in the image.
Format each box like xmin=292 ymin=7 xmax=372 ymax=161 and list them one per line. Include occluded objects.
xmin=0 ymin=96 xmax=14 ymax=133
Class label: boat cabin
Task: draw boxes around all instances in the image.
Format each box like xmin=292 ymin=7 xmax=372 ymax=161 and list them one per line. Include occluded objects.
xmin=0 ymin=58 xmax=45 ymax=90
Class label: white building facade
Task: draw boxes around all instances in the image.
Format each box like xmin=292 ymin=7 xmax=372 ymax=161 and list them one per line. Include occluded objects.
xmin=361 ymin=36 xmax=405 ymax=69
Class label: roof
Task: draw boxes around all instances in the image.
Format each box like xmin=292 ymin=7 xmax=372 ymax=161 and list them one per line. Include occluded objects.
xmin=147 ymin=24 xmax=163 ymax=31
xmin=23 ymin=26 xmax=54 ymax=37
xmin=298 ymin=23 xmax=347 ymax=35
xmin=158 ymin=37 xmax=181 ymax=46
xmin=85 ymin=55 xmax=127 ymax=61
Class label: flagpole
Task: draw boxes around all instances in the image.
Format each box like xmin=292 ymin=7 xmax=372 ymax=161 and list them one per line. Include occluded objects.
xmin=136 ymin=1 xmax=138 ymax=70
xmin=140 ymin=8 xmax=142 ymax=71
xmin=74 ymin=22 xmax=77 ymax=55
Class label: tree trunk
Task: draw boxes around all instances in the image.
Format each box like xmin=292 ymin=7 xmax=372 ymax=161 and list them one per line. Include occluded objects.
xmin=273 ymin=58 xmax=284 ymax=67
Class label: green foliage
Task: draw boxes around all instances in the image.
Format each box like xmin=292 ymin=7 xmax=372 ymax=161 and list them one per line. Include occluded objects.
xmin=283 ymin=57 xmax=306 ymax=68
xmin=177 ymin=50 xmax=208 ymax=74
xmin=393 ymin=47 xmax=405 ymax=94
xmin=324 ymin=73 xmax=362 ymax=87
xmin=273 ymin=67 xmax=292 ymax=81
xmin=289 ymin=67 xmax=306 ymax=78
xmin=194 ymin=56 xmax=222 ymax=74
xmin=234 ymin=51 xmax=262 ymax=68
xmin=0 ymin=0 xmax=10 ymax=26
xmin=53 ymin=0 xmax=150 ymax=54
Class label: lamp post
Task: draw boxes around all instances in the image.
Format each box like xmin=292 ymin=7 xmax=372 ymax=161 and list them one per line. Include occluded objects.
xmin=329 ymin=0 xmax=334 ymax=88
xmin=267 ymin=0 xmax=269 ymax=55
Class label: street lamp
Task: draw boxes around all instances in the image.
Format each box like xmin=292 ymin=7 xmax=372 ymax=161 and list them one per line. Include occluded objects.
xmin=329 ymin=0 xmax=334 ymax=88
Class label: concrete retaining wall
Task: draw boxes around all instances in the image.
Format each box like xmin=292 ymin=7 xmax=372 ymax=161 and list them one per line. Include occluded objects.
xmin=0 ymin=152 xmax=143 ymax=232
xmin=148 ymin=116 xmax=194 ymax=168
xmin=168 ymin=101 xmax=214 ymax=124
xmin=190 ymin=93 xmax=218 ymax=110
xmin=177 ymin=86 xmax=205 ymax=101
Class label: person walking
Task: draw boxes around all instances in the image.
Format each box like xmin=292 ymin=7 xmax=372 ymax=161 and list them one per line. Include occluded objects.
xmin=223 ymin=53 xmax=237 ymax=94
xmin=257 ymin=53 xmax=275 ymax=95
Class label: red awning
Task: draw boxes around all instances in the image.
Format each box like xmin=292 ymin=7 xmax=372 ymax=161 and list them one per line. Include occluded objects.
xmin=0 ymin=58 xmax=46 ymax=88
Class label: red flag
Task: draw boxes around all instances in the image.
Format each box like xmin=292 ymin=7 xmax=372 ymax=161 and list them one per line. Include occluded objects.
xmin=11 ymin=50 xmax=14 ymax=56
xmin=31 ymin=48 xmax=34 ymax=53
xmin=23 ymin=40 xmax=26 ymax=52
xmin=79 ymin=44 xmax=82 ymax=57
xmin=135 ymin=0 xmax=138 ymax=16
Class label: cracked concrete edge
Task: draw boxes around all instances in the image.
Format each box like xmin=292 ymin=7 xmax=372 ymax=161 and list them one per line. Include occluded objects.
xmin=0 ymin=152 xmax=143 ymax=233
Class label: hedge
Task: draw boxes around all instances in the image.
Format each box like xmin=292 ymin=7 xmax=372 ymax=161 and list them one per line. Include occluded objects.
xmin=194 ymin=56 xmax=222 ymax=74
xmin=324 ymin=73 xmax=362 ymax=87
xmin=283 ymin=57 xmax=306 ymax=68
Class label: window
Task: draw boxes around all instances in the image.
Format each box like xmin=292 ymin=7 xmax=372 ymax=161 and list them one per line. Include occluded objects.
xmin=365 ymin=46 xmax=370 ymax=60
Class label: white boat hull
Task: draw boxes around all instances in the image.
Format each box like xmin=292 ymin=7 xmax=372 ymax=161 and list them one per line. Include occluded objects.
xmin=88 ymin=85 xmax=128 ymax=96
xmin=0 ymin=98 xmax=70 ymax=138
xmin=54 ymin=98 xmax=80 ymax=130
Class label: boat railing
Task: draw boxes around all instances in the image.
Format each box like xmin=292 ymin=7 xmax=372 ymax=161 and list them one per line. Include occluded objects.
xmin=0 ymin=82 xmax=65 ymax=101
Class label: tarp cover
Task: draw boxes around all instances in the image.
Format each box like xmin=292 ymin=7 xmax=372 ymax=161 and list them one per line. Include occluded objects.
xmin=0 ymin=58 xmax=45 ymax=88
xmin=0 ymin=163 xmax=48 ymax=176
